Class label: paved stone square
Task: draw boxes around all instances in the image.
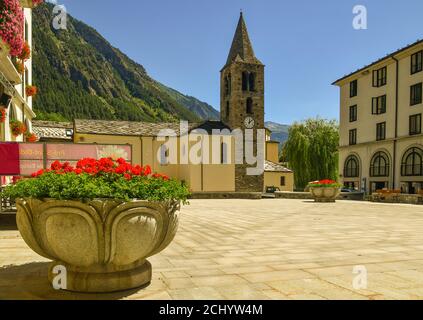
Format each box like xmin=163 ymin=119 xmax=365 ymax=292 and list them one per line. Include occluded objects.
xmin=1 ymin=199 xmax=423 ymax=300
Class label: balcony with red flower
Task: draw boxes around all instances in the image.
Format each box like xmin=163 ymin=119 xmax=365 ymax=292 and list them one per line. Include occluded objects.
xmin=0 ymin=0 xmax=25 ymax=84
xmin=25 ymin=85 xmax=37 ymax=97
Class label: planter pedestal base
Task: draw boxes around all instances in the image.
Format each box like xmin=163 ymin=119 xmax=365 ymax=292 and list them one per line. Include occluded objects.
xmin=48 ymin=260 xmax=152 ymax=293
xmin=314 ymin=199 xmax=336 ymax=203
xmin=310 ymin=187 xmax=340 ymax=203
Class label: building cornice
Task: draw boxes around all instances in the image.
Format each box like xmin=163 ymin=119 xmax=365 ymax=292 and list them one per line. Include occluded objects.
xmin=339 ymin=133 xmax=423 ymax=150
xmin=332 ymin=39 xmax=423 ymax=86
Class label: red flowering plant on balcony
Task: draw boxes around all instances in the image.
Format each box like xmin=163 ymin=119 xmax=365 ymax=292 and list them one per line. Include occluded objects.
xmin=307 ymin=179 xmax=342 ymax=188
xmin=25 ymin=85 xmax=37 ymax=97
xmin=9 ymin=119 xmax=26 ymax=136
xmin=18 ymin=41 xmax=30 ymax=60
xmin=0 ymin=108 xmax=6 ymax=122
xmin=0 ymin=0 xmax=24 ymax=56
xmin=13 ymin=58 xmax=24 ymax=73
xmin=4 ymin=158 xmax=190 ymax=203
xmin=25 ymin=131 xmax=37 ymax=142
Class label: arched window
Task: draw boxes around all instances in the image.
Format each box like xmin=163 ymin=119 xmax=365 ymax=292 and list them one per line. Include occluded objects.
xmin=242 ymin=72 xmax=248 ymax=91
xmin=249 ymin=73 xmax=255 ymax=91
xmin=246 ymin=98 xmax=253 ymax=114
xmin=226 ymin=101 xmax=230 ymax=119
xmin=370 ymin=151 xmax=390 ymax=177
xmin=344 ymin=155 xmax=359 ymax=178
xmin=401 ymin=147 xmax=423 ymax=176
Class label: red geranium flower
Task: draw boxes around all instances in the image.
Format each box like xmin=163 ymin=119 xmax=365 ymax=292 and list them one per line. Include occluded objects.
xmin=0 ymin=108 xmax=6 ymax=123
xmin=32 ymin=158 xmax=170 ymax=182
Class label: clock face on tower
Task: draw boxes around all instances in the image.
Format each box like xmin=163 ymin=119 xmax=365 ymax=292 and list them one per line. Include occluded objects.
xmin=244 ymin=117 xmax=255 ymax=129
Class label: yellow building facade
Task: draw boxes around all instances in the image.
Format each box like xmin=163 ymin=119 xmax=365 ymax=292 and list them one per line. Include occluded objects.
xmin=334 ymin=40 xmax=423 ymax=194
xmin=72 ymin=120 xmax=236 ymax=193
xmin=31 ymin=13 xmax=295 ymax=195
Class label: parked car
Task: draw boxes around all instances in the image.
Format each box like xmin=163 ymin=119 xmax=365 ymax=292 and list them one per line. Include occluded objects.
xmin=266 ymin=186 xmax=280 ymax=194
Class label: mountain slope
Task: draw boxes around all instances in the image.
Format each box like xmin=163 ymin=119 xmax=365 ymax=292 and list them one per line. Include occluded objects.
xmin=32 ymin=3 xmax=218 ymax=122
xmin=265 ymin=121 xmax=290 ymax=148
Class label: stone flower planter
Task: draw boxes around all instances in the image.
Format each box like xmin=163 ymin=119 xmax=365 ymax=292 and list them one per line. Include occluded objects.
xmin=16 ymin=198 xmax=180 ymax=293
xmin=309 ymin=187 xmax=340 ymax=203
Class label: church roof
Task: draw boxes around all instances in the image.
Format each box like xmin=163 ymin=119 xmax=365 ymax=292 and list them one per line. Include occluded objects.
xmin=264 ymin=161 xmax=293 ymax=173
xmin=74 ymin=119 xmax=232 ymax=137
xmin=225 ymin=13 xmax=262 ymax=67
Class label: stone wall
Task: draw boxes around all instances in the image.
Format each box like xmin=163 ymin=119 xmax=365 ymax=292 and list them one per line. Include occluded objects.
xmin=275 ymin=191 xmax=365 ymax=201
xmin=235 ymin=164 xmax=264 ymax=192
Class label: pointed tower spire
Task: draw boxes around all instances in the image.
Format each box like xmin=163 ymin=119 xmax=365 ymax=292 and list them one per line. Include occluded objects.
xmin=226 ymin=12 xmax=261 ymax=66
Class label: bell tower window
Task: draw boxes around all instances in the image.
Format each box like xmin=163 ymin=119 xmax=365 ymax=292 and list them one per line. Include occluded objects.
xmin=246 ymin=98 xmax=253 ymax=114
xmin=226 ymin=101 xmax=230 ymax=119
xmin=242 ymin=72 xmax=248 ymax=91
xmin=249 ymin=73 xmax=255 ymax=91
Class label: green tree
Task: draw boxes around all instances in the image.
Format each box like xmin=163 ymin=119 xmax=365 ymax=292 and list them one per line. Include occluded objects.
xmin=283 ymin=118 xmax=339 ymax=190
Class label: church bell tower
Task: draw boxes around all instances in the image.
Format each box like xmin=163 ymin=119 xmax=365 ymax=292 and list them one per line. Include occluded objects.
xmin=220 ymin=13 xmax=265 ymax=192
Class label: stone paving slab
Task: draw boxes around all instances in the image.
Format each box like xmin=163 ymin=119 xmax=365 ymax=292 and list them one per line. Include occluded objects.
xmin=1 ymin=199 xmax=423 ymax=300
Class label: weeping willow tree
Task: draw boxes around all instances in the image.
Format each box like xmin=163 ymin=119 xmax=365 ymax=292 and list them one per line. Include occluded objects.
xmin=282 ymin=118 xmax=339 ymax=190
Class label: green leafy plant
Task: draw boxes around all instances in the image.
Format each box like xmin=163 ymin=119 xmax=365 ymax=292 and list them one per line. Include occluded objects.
xmin=4 ymin=158 xmax=190 ymax=203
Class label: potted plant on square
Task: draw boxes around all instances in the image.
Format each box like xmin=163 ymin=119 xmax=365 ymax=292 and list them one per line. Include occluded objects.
xmin=308 ymin=179 xmax=342 ymax=203
xmin=3 ymin=158 xmax=190 ymax=293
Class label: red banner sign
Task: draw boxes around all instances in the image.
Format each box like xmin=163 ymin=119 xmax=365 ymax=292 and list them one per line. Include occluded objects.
xmin=0 ymin=143 xmax=132 ymax=177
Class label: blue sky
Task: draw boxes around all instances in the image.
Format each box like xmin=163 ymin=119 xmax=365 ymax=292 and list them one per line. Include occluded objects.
xmin=49 ymin=0 xmax=423 ymax=124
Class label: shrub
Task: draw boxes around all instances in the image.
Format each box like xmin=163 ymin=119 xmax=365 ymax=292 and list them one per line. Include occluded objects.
xmin=4 ymin=158 xmax=190 ymax=203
